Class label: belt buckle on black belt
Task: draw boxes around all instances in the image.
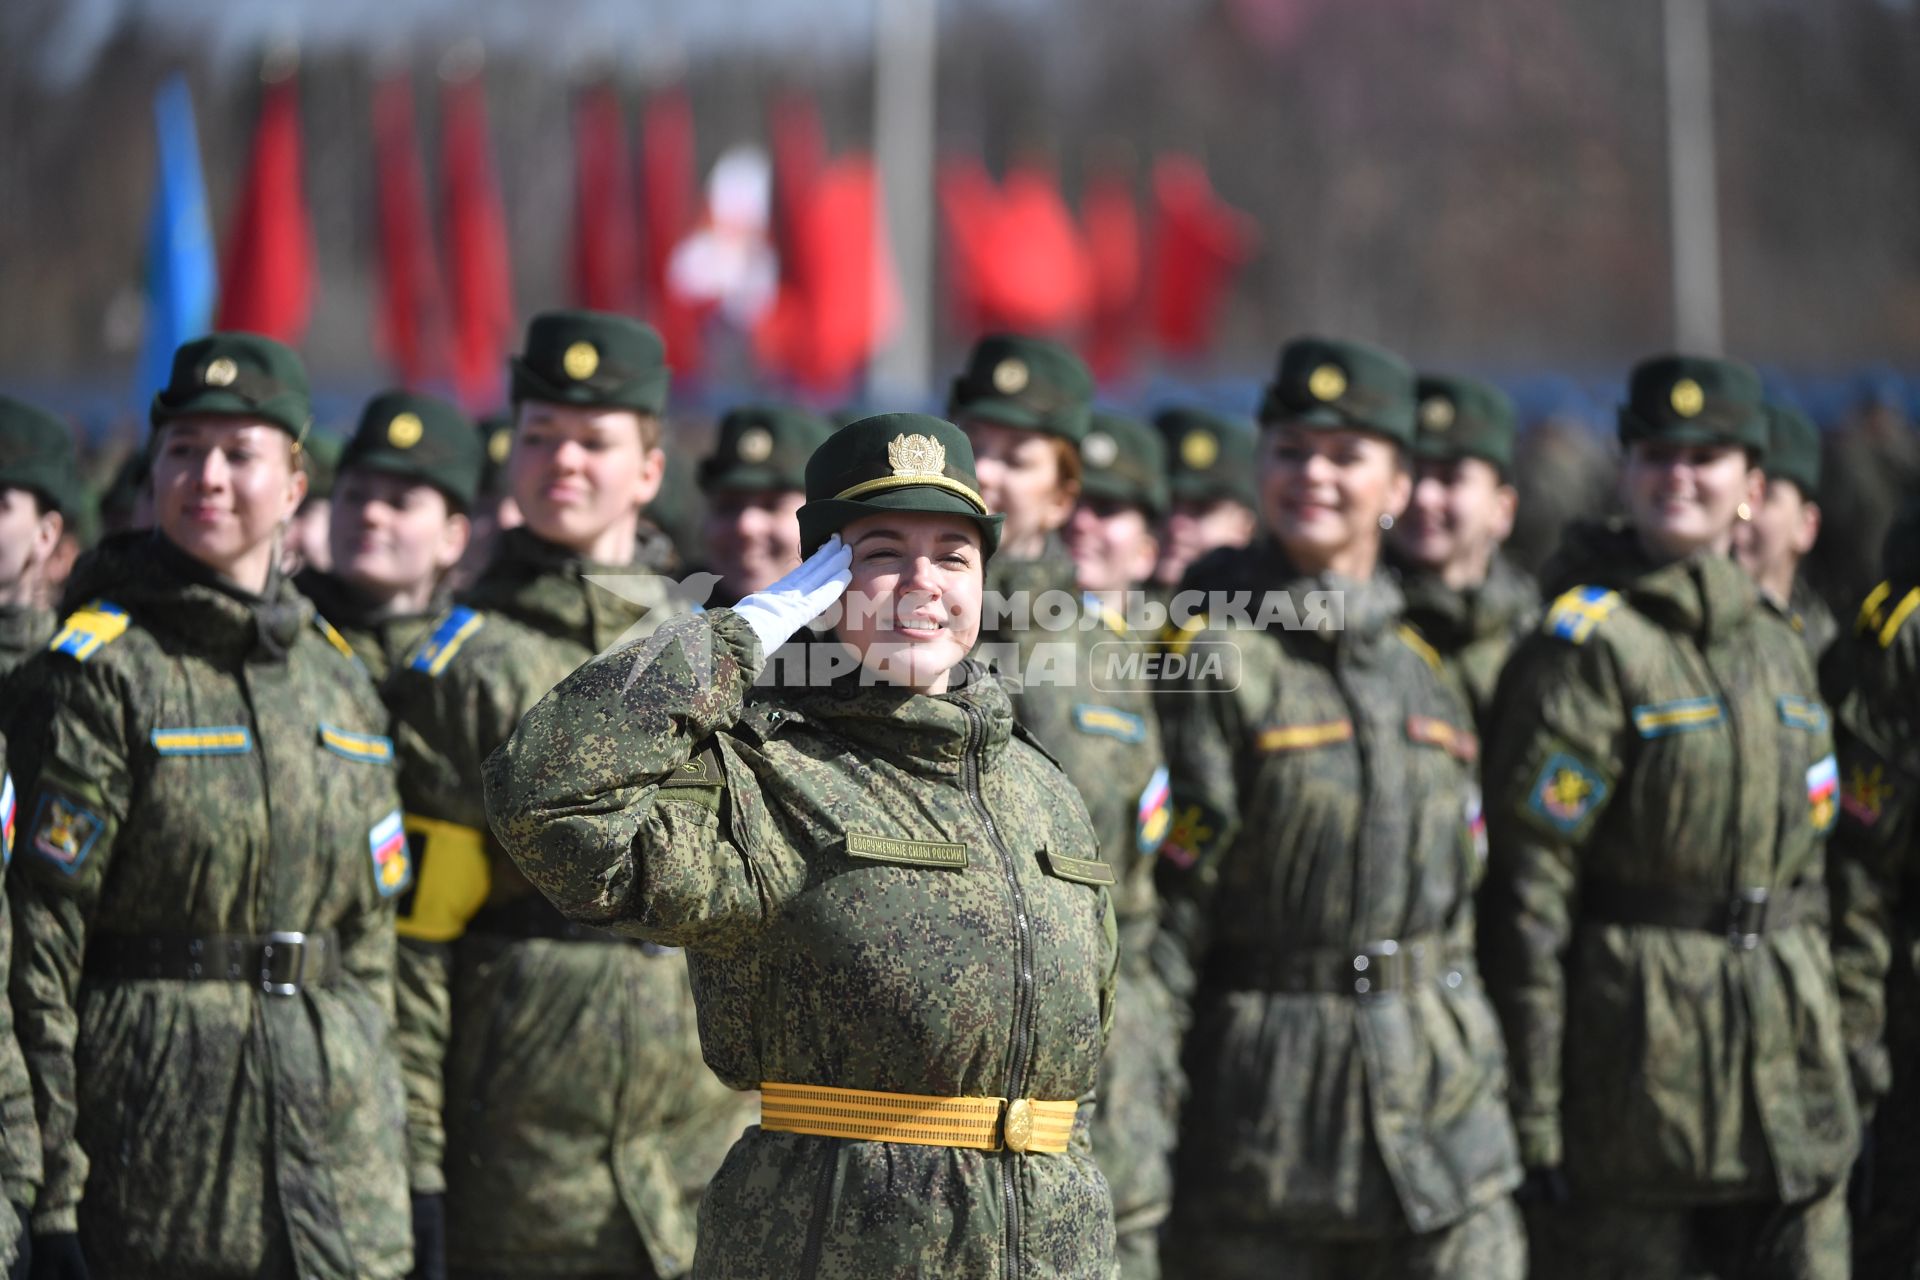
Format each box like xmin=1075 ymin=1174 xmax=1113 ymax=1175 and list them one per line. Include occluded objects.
xmin=1350 ymin=939 xmax=1401 ymax=996
xmin=260 ymin=931 xmax=309 ymax=996
xmin=1727 ymin=888 xmax=1770 ymax=950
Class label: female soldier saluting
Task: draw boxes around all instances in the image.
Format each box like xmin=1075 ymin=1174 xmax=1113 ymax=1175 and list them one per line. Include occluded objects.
xmin=1482 ymin=355 xmax=1857 ymax=1279
xmin=6 ymin=333 xmax=412 ymax=1278
xmin=486 ymin=414 xmax=1119 ymax=1278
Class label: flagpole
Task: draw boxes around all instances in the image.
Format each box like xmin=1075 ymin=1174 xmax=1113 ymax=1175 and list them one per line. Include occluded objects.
xmin=869 ymin=0 xmax=937 ymax=402
xmin=1664 ymin=0 xmax=1722 ymax=353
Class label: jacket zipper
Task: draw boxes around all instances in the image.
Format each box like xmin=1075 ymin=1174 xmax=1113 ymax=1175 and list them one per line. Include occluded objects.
xmin=797 ymin=1139 xmax=839 ymax=1278
xmin=963 ymin=701 xmax=1033 ymax=1280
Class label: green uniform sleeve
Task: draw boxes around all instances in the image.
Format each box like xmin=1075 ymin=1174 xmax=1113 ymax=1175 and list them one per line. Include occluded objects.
xmin=485 ymin=609 xmax=799 ymax=952
xmin=5 ymin=658 xmax=132 ymax=1234
xmin=1825 ymin=646 xmax=1920 ymax=1112
xmin=1151 ymin=625 xmax=1252 ymax=1018
xmin=1481 ymin=632 xmax=1626 ymax=1171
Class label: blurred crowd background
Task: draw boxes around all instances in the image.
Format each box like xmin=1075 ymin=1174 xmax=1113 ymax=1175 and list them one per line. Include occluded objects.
xmin=1 ymin=0 xmax=1918 ymax=615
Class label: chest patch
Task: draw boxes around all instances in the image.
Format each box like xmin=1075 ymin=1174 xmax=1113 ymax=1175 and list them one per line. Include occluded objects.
xmin=1257 ymin=720 xmax=1353 ymax=753
xmin=1630 ymin=698 xmax=1723 ymax=737
xmin=1072 ymin=704 xmax=1147 ymax=743
xmin=150 ymin=726 xmax=253 ymax=756
xmin=845 ymin=832 xmax=968 ymax=870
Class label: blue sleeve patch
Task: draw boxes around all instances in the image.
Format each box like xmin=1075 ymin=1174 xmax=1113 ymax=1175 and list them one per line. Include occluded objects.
xmin=1777 ymin=696 xmax=1828 ymax=733
xmin=1526 ymin=752 xmax=1610 ymax=836
xmin=407 ymin=607 xmax=484 ymax=676
xmin=28 ymin=793 xmax=104 ymax=875
xmin=1072 ymin=704 xmax=1147 ymax=743
xmin=1630 ymin=697 xmax=1724 ymax=737
xmin=1544 ymin=586 xmax=1621 ymax=645
xmin=370 ymin=809 xmax=415 ymax=897
xmin=150 ymin=726 xmax=253 ymax=756
xmin=318 ymin=724 xmax=395 ymax=764
xmin=48 ymin=601 xmax=129 ymax=662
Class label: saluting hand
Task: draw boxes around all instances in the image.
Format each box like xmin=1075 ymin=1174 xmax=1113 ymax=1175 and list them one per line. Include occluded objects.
xmin=731 ymin=535 xmax=853 ymax=659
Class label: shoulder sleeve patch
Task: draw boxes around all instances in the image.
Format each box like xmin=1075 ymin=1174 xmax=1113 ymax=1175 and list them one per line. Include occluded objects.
xmin=1523 ymin=750 xmax=1611 ymax=840
xmin=1543 ymin=586 xmax=1622 ymax=645
xmin=369 ymin=809 xmax=415 ymax=898
xmin=314 ymin=614 xmax=358 ymax=662
xmin=660 ymin=745 xmax=725 ymax=788
xmin=1136 ymin=764 xmax=1172 ymax=856
xmin=1397 ymin=623 xmax=1443 ymax=673
xmin=28 ymin=792 xmax=104 ymax=874
xmin=48 ymin=600 xmax=129 ymax=662
xmin=406 ymin=606 xmax=485 ymax=677
xmin=1 ymin=772 xmax=15 ymax=868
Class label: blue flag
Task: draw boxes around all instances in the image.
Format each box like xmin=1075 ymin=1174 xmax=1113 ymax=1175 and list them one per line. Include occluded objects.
xmin=135 ymin=75 xmax=217 ymax=407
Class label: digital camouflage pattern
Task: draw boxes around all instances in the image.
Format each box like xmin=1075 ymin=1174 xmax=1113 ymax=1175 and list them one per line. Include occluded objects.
xmin=1155 ymin=542 xmax=1521 ymax=1273
xmin=1524 ymin=1180 xmax=1848 ymax=1280
xmin=3 ymin=533 xmax=411 ymax=1277
xmin=0 ymin=725 xmax=34 ymax=1271
xmin=483 ymin=608 xmax=1120 ymax=1279
xmin=295 ymin=568 xmax=447 ymax=683
xmin=1824 ymin=568 xmax=1920 ymax=1277
xmin=0 ymin=606 xmax=53 ymax=683
xmin=981 ymin=542 xmax=1177 ymax=1278
xmin=384 ymin=526 xmax=745 ymax=1277
xmin=1394 ymin=552 xmax=1539 ymax=739
xmin=1188 ymin=1195 xmax=1523 ymax=1280
xmin=1481 ymin=520 xmax=1858 ymax=1221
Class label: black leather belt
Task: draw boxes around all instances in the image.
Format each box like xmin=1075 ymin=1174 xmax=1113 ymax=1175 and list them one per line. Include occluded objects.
xmin=1206 ymin=931 xmax=1462 ymax=996
xmin=1580 ymin=878 xmax=1827 ymax=950
xmin=468 ymin=894 xmax=661 ymax=949
xmin=84 ymin=930 xmax=340 ymax=995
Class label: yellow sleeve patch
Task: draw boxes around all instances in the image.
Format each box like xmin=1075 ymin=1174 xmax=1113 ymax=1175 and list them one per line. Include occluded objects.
xmin=48 ymin=600 xmax=129 ymax=662
xmin=394 ymin=814 xmax=492 ymax=942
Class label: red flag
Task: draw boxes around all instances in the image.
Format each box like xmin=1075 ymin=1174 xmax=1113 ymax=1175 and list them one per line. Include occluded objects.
xmin=755 ymin=153 xmax=900 ymax=393
xmin=372 ymin=75 xmax=450 ymax=387
xmin=441 ymin=75 xmax=515 ymax=413
xmin=1081 ymin=166 xmax=1142 ymax=381
xmin=639 ymin=88 xmax=704 ymax=375
xmin=570 ymin=84 xmax=641 ymax=314
xmin=936 ymin=158 xmax=1091 ymax=337
xmin=1147 ymin=155 xmax=1256 ymax=358
xmin=216 ymin=76 xmax=315 ymax=342
xmin=767 ymin=92 xmax=827 ymax=306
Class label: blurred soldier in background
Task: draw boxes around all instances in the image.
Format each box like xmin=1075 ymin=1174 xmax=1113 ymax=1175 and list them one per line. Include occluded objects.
xmin=283 ymin=429 xmax=340 ymax=576
xmin=951 ymin=335 xmax=1177 ymax=1279
xmin=1483 ymin=355 xmax=1856 ymax=1280
xmin=1159 ymin=336 xmax=1523 ymax=1279
xmin=295 ymin=390 xmax=481 ymax=680
xmin=385 ymin=310 xmax=745 ymax=1280
xmin=1806 ymin=379 xmax=1920 ymax=625
xmin=1150 ymin=406 xmax=1257 ymax=600
xmin=1067 ymin=410 xmax=1167 ymax=618
xmin=1825 ymin=496 xmax=1920 ymax=1280
xmin=1502 ymin=414 xmax=1617 ymax=581
xmin=452 ymin=415 xmax=518 ymax=590
xmin=1733 ymin=400 xmax=1834 ymax=663
xmin=96 ymin=449 xmax=151 ymax=538
xmin=695 ymin=404 xmax=832 ymax=606
xmin=1389 ymin=372 xmax=1537 ymax=736
xmin=0 ymin=397 xmax=82 ymax=678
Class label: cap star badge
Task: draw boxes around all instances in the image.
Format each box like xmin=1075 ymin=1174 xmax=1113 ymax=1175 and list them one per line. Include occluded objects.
xmin=204 ymin=357 xmax=238 ymax=388
xmin=1670 ymin=377 xmax=1705 ymax=418
xmin=563 ymin=341 xmax=600 ymax=381
xmin=1180 ymin=430 xmax=1219 ymax=469
xmin=1308 ymin=363 xmax=1348 ymax=403
xmin=387 ymin=412 xmax=424 ymax=449
xmin=1419 ymin=396 xmax=1456 ymax=430
xmin=1082 ymin=430 xmax=1118 ymax=469
xmin=736 ymin=426 xmax=774 ymax=463
xmin=992 ymin=357 xmax=1030 ymax=395
xmin=887 ymin=433 xmax=946 ymax=478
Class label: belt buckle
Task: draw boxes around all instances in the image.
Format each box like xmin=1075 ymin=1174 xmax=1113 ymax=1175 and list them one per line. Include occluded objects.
xmin=1727 ymin=888 xmax=1770 ymax=950
xmin=1351 ymin=939 xmax=1400 ymax=996
xmin=261 ymin=931 xmax=308 ymax=996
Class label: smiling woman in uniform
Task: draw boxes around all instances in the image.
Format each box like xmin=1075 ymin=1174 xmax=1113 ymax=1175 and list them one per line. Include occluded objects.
xmin=486 ymin=413 xmax=1119 ymax=1279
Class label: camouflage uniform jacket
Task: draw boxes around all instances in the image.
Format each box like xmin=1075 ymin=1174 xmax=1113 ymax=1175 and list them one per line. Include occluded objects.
xmin=1824 ymin=571 xmax=1920 ymax=1112
xmin=1481 ymin=519 xmax=1857 ymax=1204
xmin=484 ymin=610 xmax=1120 ymax=1279
xmin=4 ymin=533 xmax=411 ymax=1277
xmin=1156 ymin=543 xmax=1520 ymax=1237
xmin=384 ymin=526 xmax=732 ymax=1277
xmin=295 ymin=568 xmax=448 ymax=683
xmin=0 ymin=727 xmax=33 ymax=1267
xmin=1396 ymin=552 xmax=1539 ymax=739
xmin=1767 ymin=575 xmax=1839 ymax=670
xmin=0 ymin=606 xmax=53 ymax=683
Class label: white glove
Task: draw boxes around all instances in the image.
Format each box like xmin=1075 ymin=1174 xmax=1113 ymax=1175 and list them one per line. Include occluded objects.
xmin=731 ymin=536 xmax=852 ymax=658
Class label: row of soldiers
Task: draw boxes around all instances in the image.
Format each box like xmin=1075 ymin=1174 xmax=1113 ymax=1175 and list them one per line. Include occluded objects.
xmin=0 ymin=311 xmax=1907 ymax=1280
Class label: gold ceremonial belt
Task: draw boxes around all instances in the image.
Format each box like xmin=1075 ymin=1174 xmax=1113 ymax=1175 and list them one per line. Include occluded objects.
xmin=759 ymin=1082 xmax=1078 ymax=1154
